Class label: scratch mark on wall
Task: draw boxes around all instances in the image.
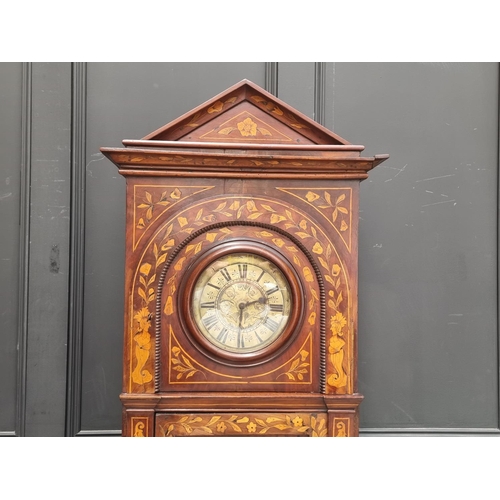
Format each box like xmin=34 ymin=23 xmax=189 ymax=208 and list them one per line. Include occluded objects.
xmin=390 ymin=401 xmax=416 ymax=423
xmin=381 ymin=163 xmax=407 ymax=183
xmin=416 ymin=174 xmax=455 ymax=183
xmin=421 ymin=199 xmax=456 ymax=208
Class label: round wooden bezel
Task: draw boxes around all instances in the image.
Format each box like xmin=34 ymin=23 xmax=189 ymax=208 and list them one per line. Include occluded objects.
xmin=179 ymin=239 xmax=304 ymax=365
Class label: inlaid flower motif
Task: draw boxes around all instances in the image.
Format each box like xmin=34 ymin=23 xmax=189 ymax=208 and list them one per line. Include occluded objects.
xmin=237 ymin=118 xmax=257 ymax=137
xmin=292 ymin=416 xmax=303 ymax=428
xmin=216 ymin=422 xmax=227 ymax=433
xmin=134 ymin=307 xmax=151 ymax=329
xmin=331 ymin=311 xmax=347 ymax=335
xmin=247 ymin=422 xmax=257 ymax=433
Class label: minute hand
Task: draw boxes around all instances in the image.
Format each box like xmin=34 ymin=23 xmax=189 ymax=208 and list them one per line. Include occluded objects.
xmin=242 ymin=297 xmax=267 ymax=309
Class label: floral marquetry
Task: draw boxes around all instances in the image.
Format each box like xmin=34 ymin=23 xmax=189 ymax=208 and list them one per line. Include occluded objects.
xmin=101 ymin=79 xmax=388 ymax=437
xmin=156 ymin=413 xmax=328 ymax=437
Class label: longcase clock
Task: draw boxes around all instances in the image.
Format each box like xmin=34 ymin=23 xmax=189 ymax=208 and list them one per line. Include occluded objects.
xmin=101 ymin=79 xmax=388 ymax=437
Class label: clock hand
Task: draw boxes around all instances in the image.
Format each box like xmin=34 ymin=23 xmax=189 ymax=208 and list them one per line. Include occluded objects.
xmin=241 ymin=297 xmax=267 ymax=309
xmin=238 ymin=303 xmax=244 ymax=329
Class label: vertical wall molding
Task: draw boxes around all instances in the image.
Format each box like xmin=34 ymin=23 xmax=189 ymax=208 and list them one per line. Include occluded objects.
xmin=497 ymin=61 xmax=500 ymax=434
xmin=313 ymin=62 xmax=335 ymax=132
xmin=66 ymin=62 xmax=87 ymax=436
xmin=314 ymin=62 xmax=326 ymax=126
xmin=15 ymin=63 xmax=32 ymax=437
xmin=265 ymin=63 xmax=279 ymax=97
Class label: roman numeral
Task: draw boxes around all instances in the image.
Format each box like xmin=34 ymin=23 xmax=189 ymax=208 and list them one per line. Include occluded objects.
xmin=265 ymin=285 xmax=279 ymax=296
xmin=202 ymin=314 xmax=219 ymax=331
xmin=264 ymin=317 xmax=279 ymax=332
xmin=256 ymin=270 xmax=265 ymax=282
xmin=207 ymin=283 xmax=220 ymax=290
xmin=238 ymin=264 xmax=248 ymax=279
xmin=220 ymin=268 xmax=231 ymax=282
xmin=216 ymin=328 xmax=229 ymax=343
xmin=269 ymin=304 xmax=284 ymax=312
xmin=237 ymin=331 xmax=245 ymax=349
xmin=200 ymin=301 xmax=215 ymax=308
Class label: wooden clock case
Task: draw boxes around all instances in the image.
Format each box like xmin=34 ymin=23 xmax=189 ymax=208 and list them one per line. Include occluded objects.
xmin=101 ymin=79 xmax=388 ymax=437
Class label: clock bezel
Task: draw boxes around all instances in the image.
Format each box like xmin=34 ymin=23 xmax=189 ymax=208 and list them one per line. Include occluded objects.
xmin=179 ymin=239 xmax=305 ymax=364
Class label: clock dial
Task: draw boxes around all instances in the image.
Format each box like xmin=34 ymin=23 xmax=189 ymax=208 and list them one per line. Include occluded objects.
xmin=191 ymin=252 xmax=292 ymax=354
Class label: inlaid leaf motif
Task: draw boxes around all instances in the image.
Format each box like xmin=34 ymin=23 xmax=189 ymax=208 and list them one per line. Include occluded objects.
xmin=140 ymin=263 xmax=152 ymax=276
xmin=260 ymin=204 xmax=275 ymax=212
xmin=274 ymin=424 xmax=290 ymax=430
xmin=187 ymin=112 xmax=202 ymax=127
xmin=156 ymin=253 xmax=167 ymax=267
xmin=174 ymin=257 xmax=186 ymax=271
xmin=171 ymin=188 xmax=181 ymax=200
xmin=303 ymin=267 xmax=314 ymax=282
xmin=247 ymin=212 xmax=263 ymax=220
xmin=325 ymin=275 xmax=336 ymax=287
xmin=251 ymin=95 xmax=266 ymax=104
xmin=170 ymin=345 xmax=203 ymax=381
xmin=207 ymin=416 xmax=221 ymax=426
xmin=318 ymin=257 xmax=329 ymax=271
xmin=208 ymin=101 xmax=224 ymax=114
xmin=177 ymin=217 xmax=188 ymax=227
xmin=270 ymin=213 xmax=287 ymax=224
xmin=265 ymin=417 xmax=282 ymax=423
xmin=161 ymin=239 xmax=175 ymax=252
xmin=306 ymin=191 xmax=320 ymax=202
xmin=308 ymin=312 xmax=316 ymax=325
xmin=164 ymin=296 xmax=173 ymax=315
xmin=257 ymin=231 xmax=272 ymax=238
xmin=218 ymin=127 xmax=235 ymax=135
xmin=296 ymin=232 xmax=310 ymax=239
xmin=138 ymin=288 xmax=147 ymax=302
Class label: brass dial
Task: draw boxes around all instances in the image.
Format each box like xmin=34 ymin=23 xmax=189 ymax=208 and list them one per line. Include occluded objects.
xmin=191 ymin=252 xmax=292 ymax=354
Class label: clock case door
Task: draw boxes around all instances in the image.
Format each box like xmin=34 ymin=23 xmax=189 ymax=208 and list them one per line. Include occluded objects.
xmin=101 ymin=80 xmax=388 ymax=436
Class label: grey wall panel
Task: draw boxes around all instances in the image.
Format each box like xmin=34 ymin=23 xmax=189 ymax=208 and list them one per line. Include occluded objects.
xmin=333 ymin=63 xmax=499 ymax=431
xmin=0 ymin=63 xmax=23 ymax=434
xmin=277 ymin=62 xmax=315 ymax=119
xmin=25 ymin=63 xmax=72 ymax=436
xmin=3 ymin=62 xmax=495 ymax=436
xmin=82 ymin=62 xmax=266 ymax=432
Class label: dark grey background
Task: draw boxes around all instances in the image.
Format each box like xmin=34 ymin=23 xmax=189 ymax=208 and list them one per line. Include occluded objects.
xmin=1 ymin=62 xmax=498 ymax=436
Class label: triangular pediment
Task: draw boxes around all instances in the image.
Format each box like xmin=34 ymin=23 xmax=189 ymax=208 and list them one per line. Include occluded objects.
xmin=141 ymin=79 xmax=350 ymax=146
